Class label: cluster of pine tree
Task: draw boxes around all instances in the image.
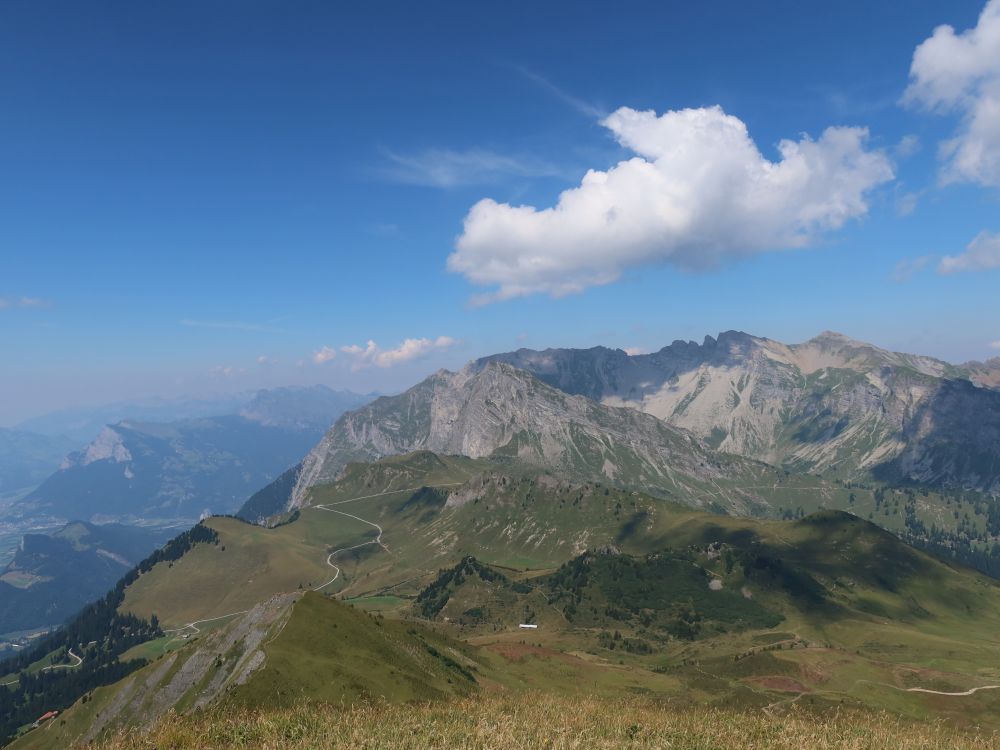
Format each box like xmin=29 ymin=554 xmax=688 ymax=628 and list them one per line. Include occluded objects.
xmin=0 ymin=523 xmax=218 ymax=743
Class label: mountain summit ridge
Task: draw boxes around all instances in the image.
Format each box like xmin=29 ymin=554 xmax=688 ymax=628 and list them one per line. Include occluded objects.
xmin=244 ymin=330 xmax=1000 ymax=521
xmin=478 ymin=331 xmax=1000 ymax=491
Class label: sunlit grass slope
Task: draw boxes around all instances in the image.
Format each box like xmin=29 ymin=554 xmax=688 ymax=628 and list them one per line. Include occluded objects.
xmin=94 ymin=693 xmax=1000 ymax=750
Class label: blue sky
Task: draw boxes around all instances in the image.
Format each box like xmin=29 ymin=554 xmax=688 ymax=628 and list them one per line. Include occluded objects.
xmin=2 ymin=0 xmax=999 ymax=424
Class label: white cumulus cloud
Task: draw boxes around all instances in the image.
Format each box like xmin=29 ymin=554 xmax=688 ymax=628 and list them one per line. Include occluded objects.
xmin=312 ymin=345 xmax=337 ymax=364
xmin=939 ymin=231 xmax=1000 ymax=274
xmin=904 ymin=0 xmax=1000 ymax=185
xmin=990 ymin=340 xmax=1000 ymax=350
xmin=340 ymin=336 xmax=456 ymax=370
xmin=449 ymin=105 xmax=893 ymax=303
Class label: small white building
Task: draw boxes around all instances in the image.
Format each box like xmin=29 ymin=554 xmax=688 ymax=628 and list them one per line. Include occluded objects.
xmin=518 ymin=623 xmax=538 ymax=629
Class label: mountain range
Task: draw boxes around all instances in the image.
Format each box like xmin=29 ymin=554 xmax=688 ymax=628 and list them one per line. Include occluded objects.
xmin=244 ymin=331 xmax=1000 ymax=523
xmin=13 ymin=394 xmax=256 ymax=446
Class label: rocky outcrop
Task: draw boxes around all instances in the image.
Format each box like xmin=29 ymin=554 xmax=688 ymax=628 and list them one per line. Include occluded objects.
xmin=80 ymin=593 xmax=297 ymax=744
xmin=63 ymin=426 xmax=132 ymax=468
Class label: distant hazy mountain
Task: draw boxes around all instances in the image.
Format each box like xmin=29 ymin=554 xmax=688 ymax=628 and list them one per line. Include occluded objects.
xmin=0 ymin=521 xmax=174 ymax=635
xmin=0 ymin=429 xmax=76 ymax=498
xmin=963 ymin=357 xmax=1000 ymax=389
xmin=480 ymin=331 xmax=1000 ymax=493
xmin=239 ymin=385 xmax=372 ymax=430
xmin=20 ymin=386 xmax=373 ymax=523
xmin=243 ymin=361 xmax=792 ymax=520
xmin=15 ymin=394 xmax=254 ymax=445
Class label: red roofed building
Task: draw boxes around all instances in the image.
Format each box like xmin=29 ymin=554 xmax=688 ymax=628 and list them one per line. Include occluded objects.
xmin=31 ymin=710 xmax=59 ymax=728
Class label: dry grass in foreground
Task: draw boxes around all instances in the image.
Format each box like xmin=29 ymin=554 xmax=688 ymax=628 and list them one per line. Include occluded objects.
xmin=91 ymin=693 xmax=1000 ymax=750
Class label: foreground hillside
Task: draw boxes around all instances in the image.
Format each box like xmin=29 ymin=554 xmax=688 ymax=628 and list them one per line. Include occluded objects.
xmin=10 ymin=593 xmax=477 ymax=748
xmin=9 ymin=452 xmax=1000 ymax=746
xmin=88 ymin=694 xmax=1000 ymax=750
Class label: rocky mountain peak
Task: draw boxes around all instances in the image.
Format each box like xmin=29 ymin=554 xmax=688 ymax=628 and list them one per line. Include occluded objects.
xmin=239 ymin=385 xmax=372 ymax=430
xmin=60 ymin=425 xmax=132 ymax=469
xmin=809 ymin=330 xmax=854 ymax=344
xmin=279 ymin=356 xmax=771 ymax=515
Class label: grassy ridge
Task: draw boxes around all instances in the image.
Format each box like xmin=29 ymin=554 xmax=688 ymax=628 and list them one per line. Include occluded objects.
xmin=9 ymin=593 xmax=481 ymax=749
xmin=93 ymin=693 xmax=1000 ymax=749
xmin=117 ymin=452 xmax=1000 ymax=630
xmin=228 ymin=593 xmax=479 ymax=708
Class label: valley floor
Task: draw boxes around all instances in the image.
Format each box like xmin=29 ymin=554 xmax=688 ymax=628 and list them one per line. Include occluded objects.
xmin=90 ymin=693 xmax=1000 ymax=749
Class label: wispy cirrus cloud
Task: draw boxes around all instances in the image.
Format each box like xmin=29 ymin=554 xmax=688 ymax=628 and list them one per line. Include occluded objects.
xmin=512 ymin=65 xmax=608 ymax=119
xmin=340 ymin=336 xmax=457 ymax=370
xmin=181 ymin=319 xmax=284 ymax=333
xmin=894 ymin=134 xmax=922 ymax=159
xmin=0 ymin=296 xmax=48 ymax=309
xmin=377 ymin=147 xmax=565 ymax=188
xmin=895 ymin=190 xmax=923 ymax=217
xmin=891 ymin=256 xmax=932 ymax=282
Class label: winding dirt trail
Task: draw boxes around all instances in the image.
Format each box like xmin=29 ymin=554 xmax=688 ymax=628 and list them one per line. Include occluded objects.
xmin=160 ymin=611 xmax=249 ymax=650
xmin=310 ymin=483 xmax=461 ymax=593
xmin=857 ymin=679 xmax=1000 ymax=697
xmin=148 ymin=482 xmax=461 ymax=641
xmin=162 ymin=611 xmax=250 ymax=636
xmin=312 ymin=507 xmax=386 ymax=592
xmin=1 ymin=647 xmax=87 ymax=684
xmin=900 ymin=685 xmax=1000 ymax=697
xmin=41 ymin=647 xmax=82 ymax=671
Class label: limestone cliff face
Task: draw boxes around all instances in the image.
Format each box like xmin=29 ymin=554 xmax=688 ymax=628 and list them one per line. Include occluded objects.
xmin=289 ymin=361 xmax=769 ymax=512
xmin=479 ymin=331 xmax=1000 ymax=493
